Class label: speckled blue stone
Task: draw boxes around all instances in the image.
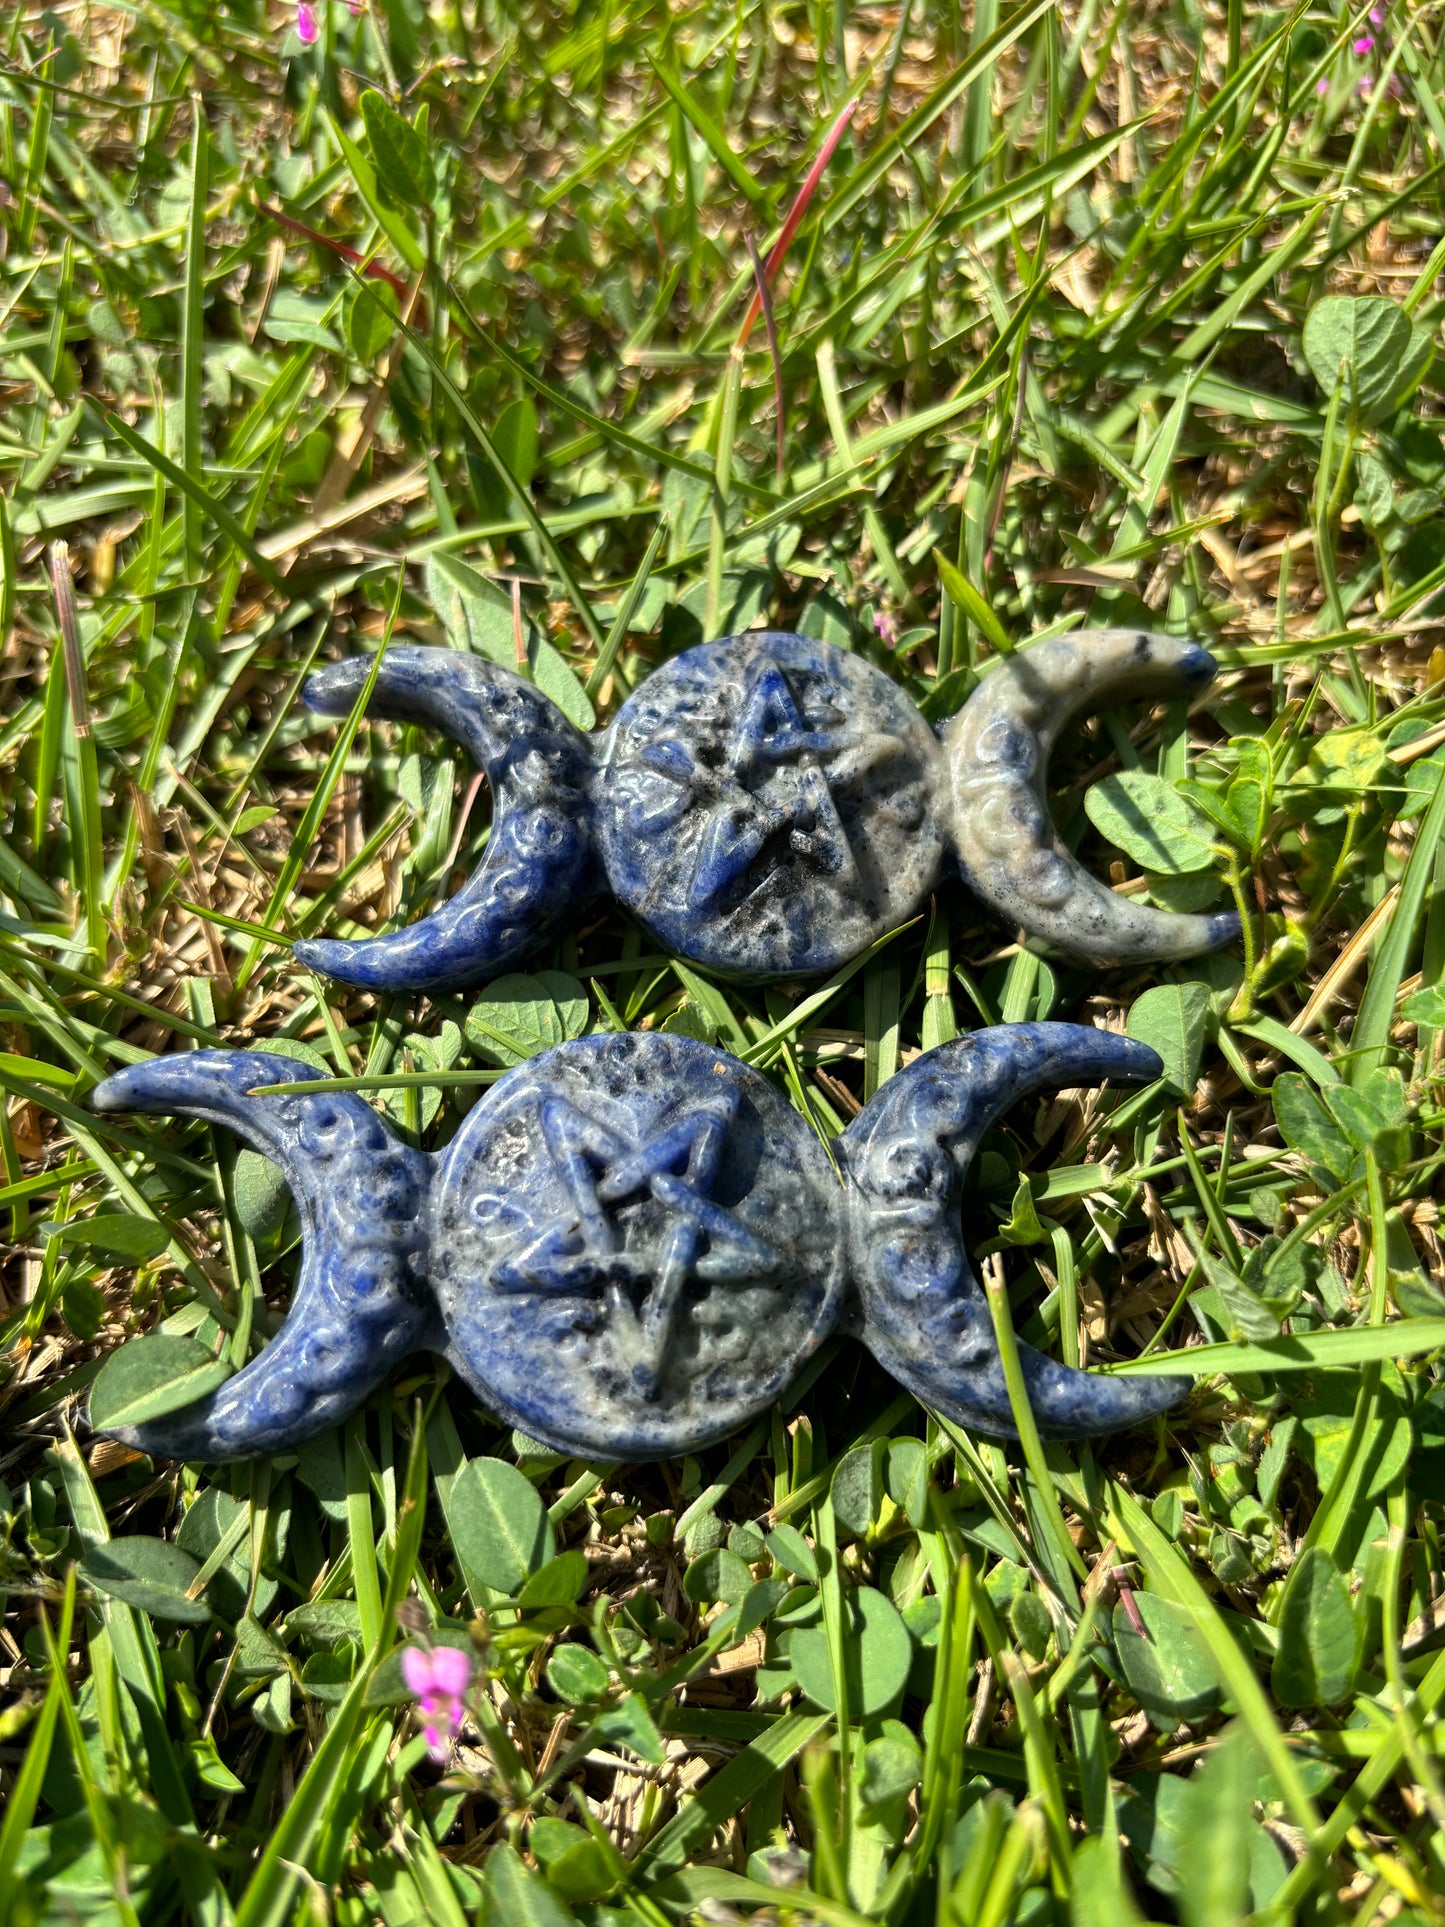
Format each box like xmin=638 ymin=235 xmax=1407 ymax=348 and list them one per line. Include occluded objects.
xmin=289 ymin=629 xmax=1241 ymax=994
xmin=89 ymin=1024 xmax=1184 ymax=1464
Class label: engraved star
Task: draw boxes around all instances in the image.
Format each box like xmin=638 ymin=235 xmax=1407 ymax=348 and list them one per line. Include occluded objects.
xmin=491 ymin=1086 xmax=776 ymax=1398
xmin=629 ymin=656 xmax=906 ymax=911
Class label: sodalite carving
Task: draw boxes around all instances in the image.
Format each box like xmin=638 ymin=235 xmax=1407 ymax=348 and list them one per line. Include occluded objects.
xmin=290 ymin=630 xmax=1239 ymax=994
xmin=89 ymin=1024 xmax=1184 ymax=1464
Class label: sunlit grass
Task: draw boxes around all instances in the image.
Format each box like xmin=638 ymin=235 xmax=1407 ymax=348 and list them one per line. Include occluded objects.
xmin=2 ymin=0 xmax=1445 ymax=1919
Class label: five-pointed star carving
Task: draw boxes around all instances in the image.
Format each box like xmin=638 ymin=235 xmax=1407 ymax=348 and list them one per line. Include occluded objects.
xmin=629 ymin=658 xmax=905 ymax=910
xmin=491 ymin=1086 xmax=777 ymax=1396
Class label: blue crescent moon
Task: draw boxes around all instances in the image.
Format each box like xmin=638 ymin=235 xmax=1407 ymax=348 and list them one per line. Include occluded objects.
xmin=90 ymin=1052 xmax=434 ymax=1459
xmin=842 ymin=1022 xmax=1184 ymax=1438
xmin=292 ymin=648 xmax=598 ymax=995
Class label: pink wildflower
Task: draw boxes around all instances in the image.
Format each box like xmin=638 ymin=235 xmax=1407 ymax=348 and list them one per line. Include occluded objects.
xmin=401 ymin=1643 xmax=474 ymax=1762
xmin=1316 ymin=76 xmax=1329 ymax=95
xmin=1352 ymin=34 xmax=1375 ymax=53
xmin=1369 ymin=4 xmax=1385 ymax=21
xmin=296 ymin=0 xmax=319 ymax=41
xmin=874 ymin=610 xmax=899 ymax=646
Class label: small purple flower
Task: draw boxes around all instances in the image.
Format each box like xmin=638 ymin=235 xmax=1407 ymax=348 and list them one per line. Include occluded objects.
xmin=1316 ymin=75 xmax=1329 ymax=95
xmin=1352 ymin=34 xmax=1375 ymax=53
xmin=296 ymin=0 xmax=319 ymax=40
xmin=873 ymin=610 xmax=899 ymax=646
xmin=1368 ymin=3 xmax=1386 ymax=21
xmin=402 ymin=1643 xmax=474 ymax=1762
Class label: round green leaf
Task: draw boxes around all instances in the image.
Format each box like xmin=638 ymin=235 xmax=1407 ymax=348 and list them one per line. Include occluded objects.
xmin=345 ymin=279 xmax=400 ymax=364
xmin=89 ymin=1333 xmax=233 ymax=1431
xmin=232 ymin=1149 xmax=293 ymax=1242
xmin=831 ymin=1442 xmax=882 ymax=1538
xmin=494 ymin=395 xmax=540 ymax=490
xmin=547 ymin=1642 xmax=610 ymax=1703
xmin=789 ymin=1585 xmax=913 ymax=1717
xmin=530 ymin=1819 xmax=615 ymax=1905
xmin=1302 ymin=295 xmax=1427 ymax=419
xmin=765 ymin=1522 xmax=817 ymax=1583
xmin=1084 ymin=770 xmax=1220 ymax=874
xmin=727 ymin=1521 xmax=766 ymax=1562
xmin=426 ymin=554 xmax=595 ymax=730
xmin=1112 ymin=1591 xmax=1221 ymax=1721
xmin=519 ymin=1549 xmax=589 ymax=1609
xmin=464 ymin=972 xmax=590 ymax=1068
xmin=1271 ymin=1548 xmax=1360 ymax=1707
xmin=285 ymin=1600 xmax=363 ymax=1645
xmin=361 ymin=90 xmax=434 ymax=206
xmin=1009 ymin=1589 xmax=1053 ymax=1660
xmin=1400 ymin=752 xmax=1445 ymax=822
xmin=235 ymin=803 xmax=280 ymax=837
xmin=484 ymin=1842 xmax=582 ymax=1926
xmin=734 ymin=1578 xmax=789 ymax=1640
xmin=683 ymin=1547 xmax=752 ymax=1607
xmin=1272 ymin=1072 xmax=1351 ymax=1181
xmin=51 ymin=1213 xmax=168 ymax=1261
xmin=857 ymin=1725 xmax=922 ymax=1819
xmin=449 ymin=1457 xmax=554 ymax=1594
xmin=300 ymin=1650 xmax=356 ymax=1703
xmin=594 ymin=1689 xmax=664 ymax=1762
xmin=1146 ymin=867 xmax=1225 ymax=915
xmin=80 ymin=1536 xmax=212 ymax=1622
xmin=1126 ymin=982 xmax=1210 ymax=1097
xmin=248 ymin=1036 xmax=333 ymax=1073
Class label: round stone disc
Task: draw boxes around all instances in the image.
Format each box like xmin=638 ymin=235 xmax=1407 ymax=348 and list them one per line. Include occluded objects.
xmin=594 ymin=632 xmax=946 ymax=978
xmin=431 ymin=1033 xmax=844 ymax=1460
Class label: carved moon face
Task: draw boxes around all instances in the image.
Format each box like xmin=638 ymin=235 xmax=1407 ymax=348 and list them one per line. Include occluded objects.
xmin=594 ymin=633 xmax=946 ymax=979
xmin=945 ymin=631 xmax=1240 ymax=964
xmin=430 ymin=1033 xmax=845 ymax=1459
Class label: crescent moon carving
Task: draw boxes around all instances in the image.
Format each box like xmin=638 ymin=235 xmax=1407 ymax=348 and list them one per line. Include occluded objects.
xmin=945 ymin=629 xmax=1241 ymax=965
xmin=843 ymin=1021 xmax=1184 ymax=1439
xmin=291 ymin=647 xmax=598 ymax=995
xmin=90 ymin=1052 xmax=433 ymax=1459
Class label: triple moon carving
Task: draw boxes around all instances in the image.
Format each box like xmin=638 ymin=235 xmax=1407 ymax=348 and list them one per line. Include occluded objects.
xmin=90 ymin=1024 xmax=1185 ymax=1464
xmin=290 ymin=629 xmax=1240 ymax=995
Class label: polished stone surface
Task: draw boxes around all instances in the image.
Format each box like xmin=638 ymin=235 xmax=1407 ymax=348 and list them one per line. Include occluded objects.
xmin=946 ymin=631 xmax=1241 ymax=965
xmin=595 ymin=634 xmax=945 ymax=976
xmin=294 ymin=648 xmax=597 ymax=995
xmin=290 ymin=629 xmax=1239 ymax=992
xmin=89 ymin=1024 xmax=1185 ymax=1463
xmin=431 ymin=1032 xmax=844 ymax=1459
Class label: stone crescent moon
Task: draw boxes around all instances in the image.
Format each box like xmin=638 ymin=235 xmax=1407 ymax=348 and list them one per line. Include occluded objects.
xmin=89 ymin=1052 xmax=433 ymax=1460
xmin=945 ymin=630 xmax=1241 ymax=965
xmin=291 ymin=647 xmax=597 ymax=995
xmin=843 ymin=1021 xmax=1185 ymax=1439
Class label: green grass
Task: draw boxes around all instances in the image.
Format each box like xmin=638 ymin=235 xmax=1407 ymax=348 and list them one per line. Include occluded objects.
xmin=3 ymin=0 xmax=1445 ymax=1921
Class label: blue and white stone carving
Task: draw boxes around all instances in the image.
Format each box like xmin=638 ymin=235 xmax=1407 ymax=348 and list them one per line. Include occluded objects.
xmin=89 ymin=1024 xmax=1184 ymax=1463
xmin=290 ymin=629 xmax=1238 ymax=992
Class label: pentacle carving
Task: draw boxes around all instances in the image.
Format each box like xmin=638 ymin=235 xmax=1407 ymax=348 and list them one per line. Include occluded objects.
xmin=595 ymin=634 xmax=946 ymax=977
xmin=429 ymin=1033 xmax=846 ymax=1459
